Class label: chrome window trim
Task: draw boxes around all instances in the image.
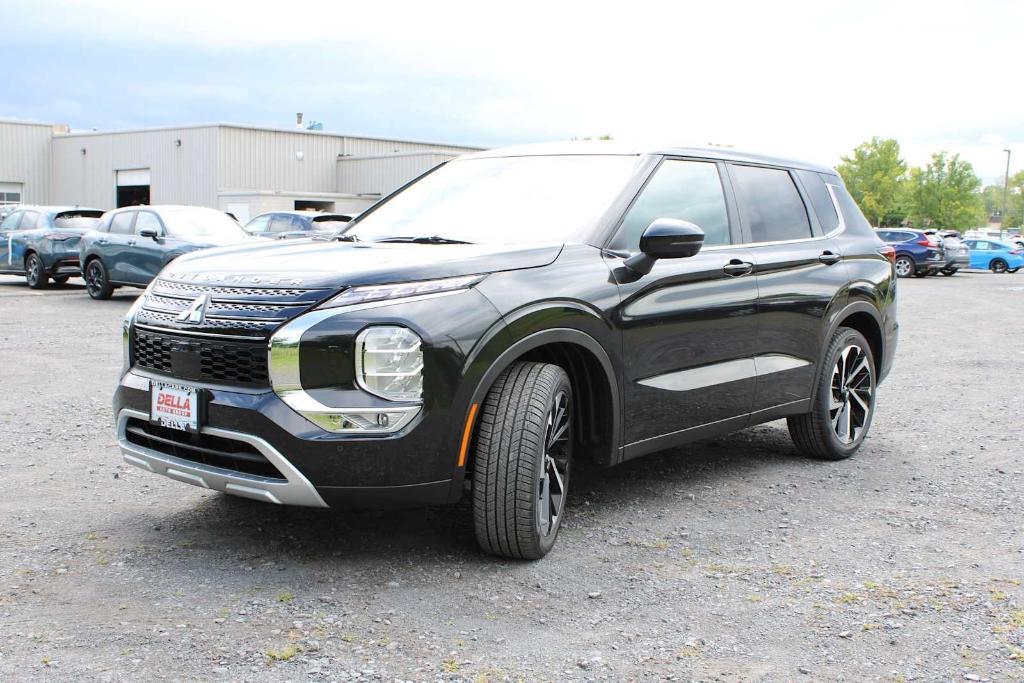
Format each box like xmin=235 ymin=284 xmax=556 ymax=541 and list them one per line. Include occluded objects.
xmin=116 ymin=408 xmax=328 ymax=507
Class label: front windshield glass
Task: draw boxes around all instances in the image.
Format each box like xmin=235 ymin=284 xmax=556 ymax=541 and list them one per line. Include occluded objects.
xmin=161 ymin=208 xmax=246 ymax=239
xmin=347 ymin=155 xmax=641 ymax=244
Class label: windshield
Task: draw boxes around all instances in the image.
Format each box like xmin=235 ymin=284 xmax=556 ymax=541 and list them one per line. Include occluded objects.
xmin=347 ymin=155 xmax=641 ymax=244
xmin=160 ymin=208 xmax=246 ymax=239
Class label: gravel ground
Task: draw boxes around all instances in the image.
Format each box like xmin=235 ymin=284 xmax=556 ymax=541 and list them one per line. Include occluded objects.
xmin=0 ymin=271 xmax=1021 ymax=683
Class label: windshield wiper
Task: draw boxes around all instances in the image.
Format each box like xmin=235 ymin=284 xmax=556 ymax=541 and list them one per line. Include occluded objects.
xmin=375 ymin=235 xmax=472 ymax=245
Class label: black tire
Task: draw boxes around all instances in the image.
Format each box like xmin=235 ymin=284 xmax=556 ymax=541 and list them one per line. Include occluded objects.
xmin=990 ymin=259 xmax=1008 ymax=274
xmin=788 ymin=327 xmax=876 ymax=461
xmin=52 ymin=275 xmax=69 ymax=285
xmin=472 ymin=362 xmax=573 ymax=560
xmin=940 ymin=268 xmax=957 ymax=276
xmin=25 ymin=253 xmax=47 ymax=289
xmin=1008 ymin=268 xmax=1020 ymax=274
xmin=85 ymin=259 xmax=113 ymax=300
xmin=894 ymin=256 xmax=914 ymax=278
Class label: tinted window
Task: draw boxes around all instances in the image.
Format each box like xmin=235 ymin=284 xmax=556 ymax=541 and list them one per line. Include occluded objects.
xmin=796 ymin=170 xmax=839 ymax=233
xmin=270 ymin=214 xmax=303 ymax=233
xmin=613 ymin=159 xmax=730 ymax=251
xmin=134 ymin=211 xmax=163 ymax=235
xmin=1 ymin=212 xmax=20 ymax=230
xmin=830 ymin=183 xmax=874 ymax=236
xmin=244 ymin=215 xmax=271 ymax=234
xmin=109 ymin=212 xmax=135 ymax=234
xmin=19 ymin=211 xmax=40 ymax=230
xmin=731 ymin=166 xmax=811 ymax=242
xmin=54 ymin=213 xmax=101 ymax=230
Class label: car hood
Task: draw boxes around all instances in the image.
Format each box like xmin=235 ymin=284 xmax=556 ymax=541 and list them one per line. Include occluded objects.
xmin=160 ymin=239 xmax=564 ymax=289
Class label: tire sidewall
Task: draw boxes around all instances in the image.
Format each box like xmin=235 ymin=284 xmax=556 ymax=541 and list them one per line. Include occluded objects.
xmin=25 ymin=254 xmax=43 ymax=288
xmin=532 ymin=374 xmax=573 ymax=557
xmin=813 ymin=329 xmax=877 ymax=458
xmin=991 ymin=259 xmax=1007 ymax=274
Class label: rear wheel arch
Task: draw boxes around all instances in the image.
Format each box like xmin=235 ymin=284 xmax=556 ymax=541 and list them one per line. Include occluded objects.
xmin=826 ymin=302 xmax=884 ymax=378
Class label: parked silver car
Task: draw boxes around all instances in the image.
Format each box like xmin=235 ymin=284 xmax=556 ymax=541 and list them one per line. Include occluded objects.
xmin=926 ymin=230 xmax=971 ymax=276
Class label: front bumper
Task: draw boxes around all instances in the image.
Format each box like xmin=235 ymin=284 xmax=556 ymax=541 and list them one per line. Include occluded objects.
xmin=114 ymin=370 xmax=462 ymax=508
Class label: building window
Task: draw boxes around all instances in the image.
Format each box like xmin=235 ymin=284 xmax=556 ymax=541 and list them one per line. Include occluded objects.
xmin=0 ymin=182 xmax=23 ymax=208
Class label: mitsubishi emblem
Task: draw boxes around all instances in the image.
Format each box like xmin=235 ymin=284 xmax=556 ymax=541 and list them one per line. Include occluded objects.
xmin=177 ymin=293 xmax=211 ymax=324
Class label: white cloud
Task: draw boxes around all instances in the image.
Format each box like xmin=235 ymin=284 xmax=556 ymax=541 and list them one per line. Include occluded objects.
xmin=7 ymin=0 xmax=1024 ymax=178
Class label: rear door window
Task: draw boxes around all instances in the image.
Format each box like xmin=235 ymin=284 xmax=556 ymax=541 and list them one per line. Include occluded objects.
xmin=269 ymin=214 xmax=301 ymax=233
xmin=109 ymin=212 xmax=135 ymax=234
xmin=730 ymin=165 xmax=812 ymax=243
xmin=611 ymin=159 xmax=731 ymax=251
xmin=19 ymin=211 xmax=40 ymax=230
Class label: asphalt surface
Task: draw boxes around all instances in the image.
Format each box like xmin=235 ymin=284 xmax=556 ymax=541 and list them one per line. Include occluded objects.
xmin=0 ymin=271 xmax=1021 ymax=682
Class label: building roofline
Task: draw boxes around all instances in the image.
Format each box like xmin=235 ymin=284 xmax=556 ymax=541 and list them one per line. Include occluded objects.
xmin=0 ymin=117 xmax=58 ymax=127
xmin=53 ymin=121 xmax=486 ymax=151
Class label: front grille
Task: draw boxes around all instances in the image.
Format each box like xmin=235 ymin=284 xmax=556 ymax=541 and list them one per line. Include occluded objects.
xmin=133 ymin=278 xmax=332 ymax=339
xmin=124 ymin=418 xmax=284 ymax=479
xmin=132 ymin=329 xmax=269 ymax=386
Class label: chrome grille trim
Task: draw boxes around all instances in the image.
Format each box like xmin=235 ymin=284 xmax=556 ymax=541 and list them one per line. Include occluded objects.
xmin=152 ymin=279 xmax=325 ymax=299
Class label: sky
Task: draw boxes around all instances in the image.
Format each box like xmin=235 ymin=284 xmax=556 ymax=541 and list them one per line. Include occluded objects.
xmin=3 ymin=0 xmax=1022 ymax=183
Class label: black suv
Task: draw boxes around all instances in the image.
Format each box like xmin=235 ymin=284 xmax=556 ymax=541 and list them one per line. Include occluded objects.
xmin=115 ymin=144 xmax=898 ymax=559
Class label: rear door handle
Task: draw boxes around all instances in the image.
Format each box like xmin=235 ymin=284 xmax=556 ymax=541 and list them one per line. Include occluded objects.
xmin=97 ymin=238 xmax=108 ymax=245
xmin=819 ymin=251 xmax=842 ymax=265
xmin=723 ymin=259 xmax=753 ymax=276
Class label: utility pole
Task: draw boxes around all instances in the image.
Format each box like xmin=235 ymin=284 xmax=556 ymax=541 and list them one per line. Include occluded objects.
xmin=1002 ymin=149 xmax=1011 ymax=236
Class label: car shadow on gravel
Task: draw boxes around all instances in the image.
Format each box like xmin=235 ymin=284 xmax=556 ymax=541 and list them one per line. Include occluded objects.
xmin=126 ymin=422 xmax=817 ymax=569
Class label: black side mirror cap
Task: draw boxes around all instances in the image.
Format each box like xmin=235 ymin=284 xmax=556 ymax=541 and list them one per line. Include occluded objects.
xmin=139 ymin=228 xmax=160 ymax=239
xmin=624 ymin=219 xmax=705 ymax=276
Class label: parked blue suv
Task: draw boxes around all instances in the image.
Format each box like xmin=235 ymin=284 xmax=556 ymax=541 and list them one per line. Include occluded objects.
xmin=874 ymin=229 xmax=944 ymax=278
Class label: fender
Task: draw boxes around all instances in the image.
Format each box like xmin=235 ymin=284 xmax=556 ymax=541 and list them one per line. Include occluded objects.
xmin=459 ymin=320 xmax=622 ymax=470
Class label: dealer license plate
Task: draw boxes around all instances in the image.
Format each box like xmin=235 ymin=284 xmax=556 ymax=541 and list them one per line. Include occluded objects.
xmin=150 ymin=382 xmax=200 ymax=432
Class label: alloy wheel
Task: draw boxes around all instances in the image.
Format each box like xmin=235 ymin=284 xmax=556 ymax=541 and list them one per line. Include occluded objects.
xmin=26 ymin=256 xmax=41 ymax=286
xmin=86 ymin=262 xmax=104 ymax=296
xmin=830 ymin=344 xmax=873 ymax=445
xmin=991 ymin=260 xmax=1008 ymax=274
xmin=537 ymin=390 xmax=571 ymax=538
xmin=894 ymin=257 xmax=912 ymax=278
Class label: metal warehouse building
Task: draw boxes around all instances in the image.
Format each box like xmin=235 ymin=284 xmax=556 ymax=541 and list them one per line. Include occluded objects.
xmin=0 ymin=118 xmax=482 ymax=223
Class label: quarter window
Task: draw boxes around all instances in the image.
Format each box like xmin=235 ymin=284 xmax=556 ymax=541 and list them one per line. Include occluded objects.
xmin=731 ymin=165 xmax=812 ymax=243
xmin=19 ymin=211 xmax=40 ymax=230
xmin=797 ymin=170 xmax=839 ymax=233
xmin=109 ymin=212 xmax=135 ymax=235
xmin=612 ymin=159 xmax=730 ymax=251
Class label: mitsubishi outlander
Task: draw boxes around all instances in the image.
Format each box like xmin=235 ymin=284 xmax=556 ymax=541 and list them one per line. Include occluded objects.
xmin=114 ymin=143 xmax=898 ymax=559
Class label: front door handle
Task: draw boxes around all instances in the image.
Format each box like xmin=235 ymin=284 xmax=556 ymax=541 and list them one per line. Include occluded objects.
xmin=723 ymin=259 xmax=753 ymax=277
xmin=819 ymin=251 xmax=842 ymax=265
xmin=127 ymin=239 xmax=136 ymax=246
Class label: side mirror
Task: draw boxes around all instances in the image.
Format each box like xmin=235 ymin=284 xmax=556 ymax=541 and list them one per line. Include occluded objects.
xmin=139 ymin=228 xmax=160 ymax=240
xmin=624 ymin=218 xmax=704 ymax=276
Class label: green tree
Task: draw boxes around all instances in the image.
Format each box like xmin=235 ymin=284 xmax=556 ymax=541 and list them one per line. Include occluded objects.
xmin=905 ymin=152 xmax=985 ymax=229
xmin=837 ymin=137 xmax=908 ymax=227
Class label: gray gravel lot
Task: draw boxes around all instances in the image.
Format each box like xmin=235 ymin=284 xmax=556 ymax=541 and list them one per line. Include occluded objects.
xmin=0 ymin=271 xmax=1022 ymax=682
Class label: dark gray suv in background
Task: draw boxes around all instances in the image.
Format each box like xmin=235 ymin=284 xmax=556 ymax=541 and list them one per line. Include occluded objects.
xmin=114 ymin=143 xmax=898 ymax=559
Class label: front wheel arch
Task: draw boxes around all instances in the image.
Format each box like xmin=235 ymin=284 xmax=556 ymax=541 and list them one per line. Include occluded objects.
xmin=466 ymin=327 xmax=620 ymax=469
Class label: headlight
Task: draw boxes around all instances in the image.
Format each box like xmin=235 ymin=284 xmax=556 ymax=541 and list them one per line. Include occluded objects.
xmin=320 ymin=274 xmax=485 ymax=309
xmin=355 ymin=326 xmax=424 ymax=401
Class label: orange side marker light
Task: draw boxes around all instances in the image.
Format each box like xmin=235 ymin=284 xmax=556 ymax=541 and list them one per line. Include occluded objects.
xmin=457 ymin=403 xmax=480 ymax=467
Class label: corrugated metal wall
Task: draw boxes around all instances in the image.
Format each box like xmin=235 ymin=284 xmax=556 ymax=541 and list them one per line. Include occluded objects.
xmin=0 ymin=121 xmax=54 ymax=204
xmin=217 ymin=125 xmax=477 ymax=195
xmin=337 ymin=152 xmax=456 ymax=196
xmin=51 ymin=126 xmax=220 ymax=209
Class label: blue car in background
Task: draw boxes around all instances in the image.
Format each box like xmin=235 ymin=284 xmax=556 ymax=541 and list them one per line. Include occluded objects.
xmin=78 ymin=205 xmax=251 ymax=300
xmin=961 ymin=238 xmax=1024 ymax=274
xmin=243 ymin=210 xmax=358 ymax=240
xmin=874 ymin=228 xmax=945 ymax=278
xmin=0 ymin=206 xmax=104 ymax=288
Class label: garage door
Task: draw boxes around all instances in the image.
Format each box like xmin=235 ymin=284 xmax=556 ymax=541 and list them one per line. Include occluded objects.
xmin=116 ymin=169 xmax=151 ymax=207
